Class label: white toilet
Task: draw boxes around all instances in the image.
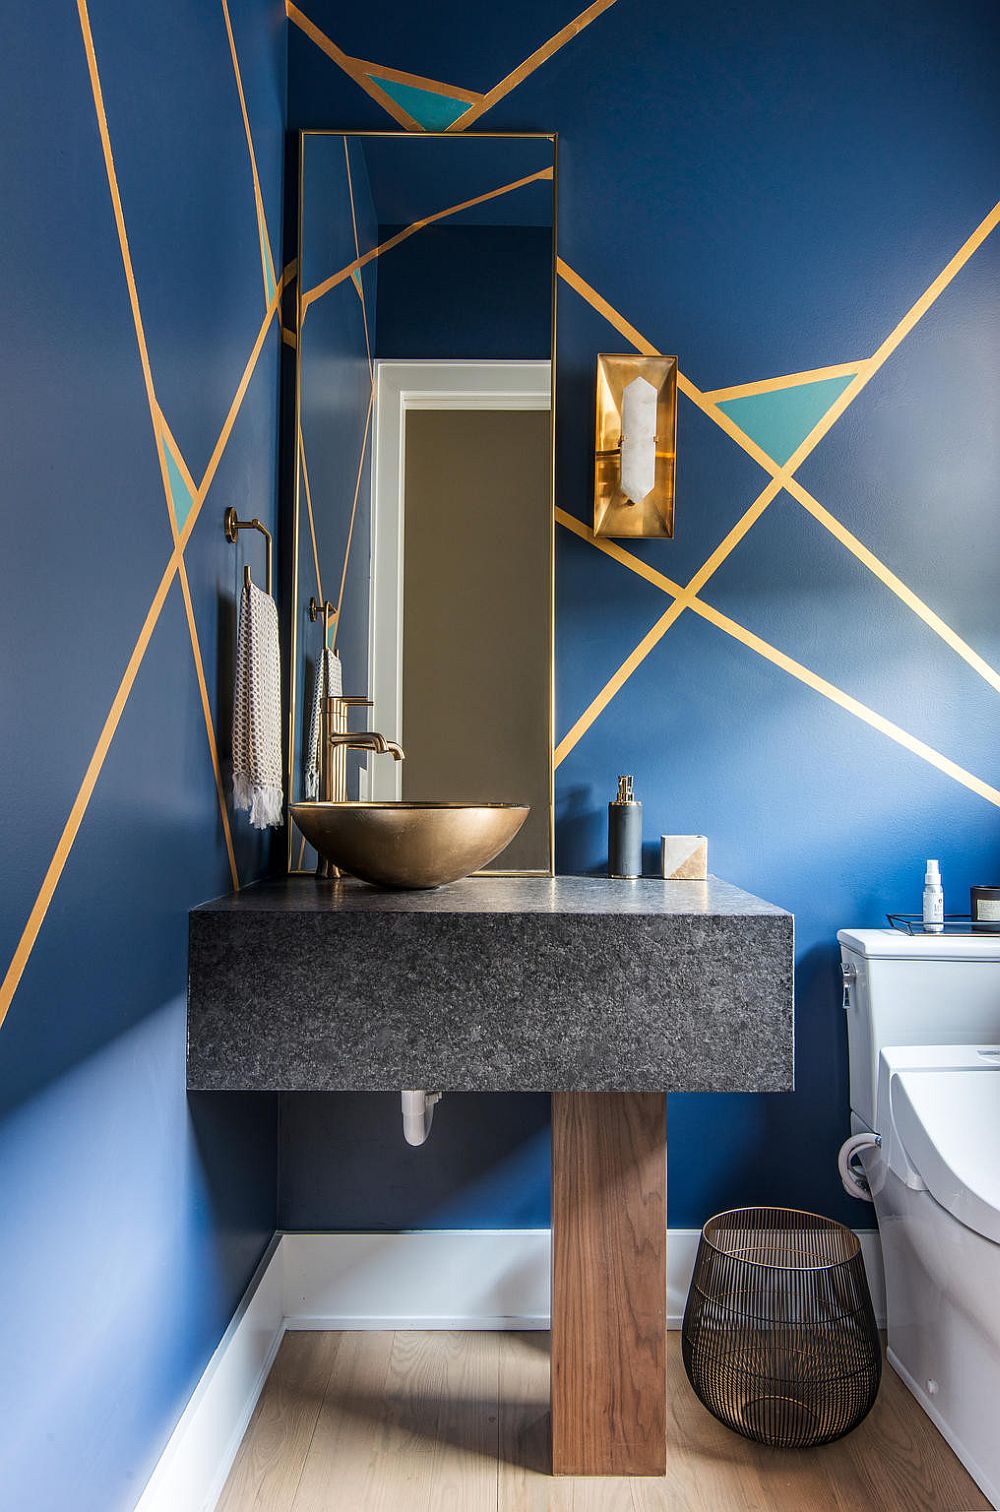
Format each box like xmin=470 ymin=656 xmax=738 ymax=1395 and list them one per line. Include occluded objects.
xmin=838 ymin=928 xmax=1000 ymax=1510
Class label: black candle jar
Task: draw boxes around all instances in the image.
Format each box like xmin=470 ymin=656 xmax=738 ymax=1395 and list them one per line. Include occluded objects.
xmin=970 ymin=885 xmax=1000 ymax=931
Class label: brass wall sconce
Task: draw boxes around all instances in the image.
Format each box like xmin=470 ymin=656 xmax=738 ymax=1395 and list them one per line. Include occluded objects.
xmin=594 ymin=354 xmax=678 ymax=538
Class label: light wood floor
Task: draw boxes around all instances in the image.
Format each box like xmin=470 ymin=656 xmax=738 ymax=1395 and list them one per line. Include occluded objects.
xmin=218 ymin=1331 xmax=989 ymax=1511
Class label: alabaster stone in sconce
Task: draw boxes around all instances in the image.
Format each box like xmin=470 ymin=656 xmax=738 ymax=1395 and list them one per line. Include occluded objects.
xmin=594 ymin=353 xmax=678 ymax=537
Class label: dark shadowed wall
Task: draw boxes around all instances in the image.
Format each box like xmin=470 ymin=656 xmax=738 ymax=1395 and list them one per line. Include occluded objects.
xmin=282 ymin=0 xmax=1000 ymax=1231
xmin=0 ymin=2 xmax=286 ymax=1507
xmin=375 ymin=224 xmax=553 ymax=359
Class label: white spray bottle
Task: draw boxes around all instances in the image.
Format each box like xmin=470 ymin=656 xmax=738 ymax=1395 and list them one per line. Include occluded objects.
xmin=923 ymin=859 xmax=944 ymax=934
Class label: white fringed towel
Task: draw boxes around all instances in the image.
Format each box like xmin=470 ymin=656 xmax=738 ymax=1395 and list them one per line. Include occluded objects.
xmin=305 ymin=646 xmax=343 ymax=798
xmin=232 ymin=577 xmax=284 ymax=828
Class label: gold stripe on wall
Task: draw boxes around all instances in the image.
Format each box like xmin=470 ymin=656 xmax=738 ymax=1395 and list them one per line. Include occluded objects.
xmin=552 ymin=485 xmax=783 ymax=763
xmin=157 ymin=410 xmax=199 ymax=500
xmin=0 ymin=273 xmax=286 ymax=1030
xmin=78 ymin=0 xmax=160 ymax=459
xmin=348 ymin=54 xmax=481 ymax=106
xmin=192 ymin=275 xmax=285 ymax=518
xmin=869 ymin=200 xmax=1000 ymax=368
xmin=157 ymin=410 xmax=239 ymax=890
xmin=784 ymin=476 xmax=1000 ymax=696
xmin=553 ymin=599 xmax=686 ymax=767
xmin=561 ymin=195 xmax=1000 ymax=486
xmin=556 ymin=258 xmax=658 ymax=353
xmin=702 ymin=362 xmax=863 ymax=403
xmin=683 ymin=211 xmax=1000 ymax=691
xmin=221 ymin=0 xmax=278 ymax=306
xmin=684 ymin=476 xmax=785 ymax=598
xmin=689 ymin=597 xmax=1000 ymax=810
xmin=555 ymin=512 xmax=1000 ymax=810
xmin=555 ymin=204 xmax=1000 ymax=754
xmin=0 ymin=554 xmax=181 ymax=1029
xmin=298 ymin=423 xmax=324 ymax=601
xmin=556 ymin=507 xmax=684 ymax=597
xmin=332 ymin=384 xmax=376 ymax=647
xmin=147 ymin=425 xmax=240 ymax=893
xmin=287 ymin=0 xmax=614 ymax=135
xmin=301 ymin=165 xmax=554 ymax=317
xmin=449 ymin=0 xmax=619 ymax=130
xmin=79 ymin=0 xmax=239 ymax=890
xmin=174 ymin=547 xmax=241 ymax=890
xmin=1 ymin=0 xmax=291 ymax=1029
xmin=687 ymin=202 xmax=1000 ymax=479
xmin=343 ymin=138 xmax=373 ymax=378
xmin=284 ymin=2 xmax=425 ymax=130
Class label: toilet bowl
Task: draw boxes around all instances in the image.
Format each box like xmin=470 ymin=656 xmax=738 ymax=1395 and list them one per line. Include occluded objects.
xmin=837 ymin=929 xmax=1000 ymax=1510
xmin=865 ymin=1046 xmax=1000 ymax=1509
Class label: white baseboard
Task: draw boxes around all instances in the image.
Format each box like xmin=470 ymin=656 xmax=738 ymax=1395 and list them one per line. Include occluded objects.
xmin=135 ymin=1226 xmax=884 ymax=1510
xmin=281 ymin=1227 xmax=885 ymax=1332
xmin=281 ymin=1233 xmax=544 ymax=1330
xmin=282 ymin=1228 xmax=550 ymax=1330
xmin=134 ymin=1234 xmax=285 ymax=1512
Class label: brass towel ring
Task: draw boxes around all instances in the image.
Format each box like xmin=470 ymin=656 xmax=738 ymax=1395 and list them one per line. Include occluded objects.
xmin=224 ymin=507 xmax=272 ymax=595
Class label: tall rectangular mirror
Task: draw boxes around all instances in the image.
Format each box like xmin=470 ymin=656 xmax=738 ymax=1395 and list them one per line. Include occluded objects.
xmin=288 ymin=132 xmax=556 ymax=874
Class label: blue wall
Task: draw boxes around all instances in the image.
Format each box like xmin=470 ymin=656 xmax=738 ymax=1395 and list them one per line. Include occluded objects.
xmin=284 ymin=0 xmax=1000 ymax=1230
xmin=0 ymin=2 xmax=286 ymax=1507
xmin=375 ymin=225 xmax=552 ymax=359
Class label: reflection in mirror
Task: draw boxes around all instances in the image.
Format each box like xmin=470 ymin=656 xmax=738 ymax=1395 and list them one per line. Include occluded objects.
xmin=289 ymin=133 xmax=555 ymax=875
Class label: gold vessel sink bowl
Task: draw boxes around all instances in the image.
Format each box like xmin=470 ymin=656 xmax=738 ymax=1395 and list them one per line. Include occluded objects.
xmin=290 ymin=801 xmax=530 ymax=889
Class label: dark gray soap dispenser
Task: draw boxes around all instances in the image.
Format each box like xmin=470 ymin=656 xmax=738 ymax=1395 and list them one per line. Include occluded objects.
xmin=608 ymin=774 xmax=642 ymax=878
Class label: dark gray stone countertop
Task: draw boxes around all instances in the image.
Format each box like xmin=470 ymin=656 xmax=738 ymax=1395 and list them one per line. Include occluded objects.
xmin=188 ymin=876 xmax=793 ymax=1093
xmin=194 ymin=874 xmax=787 ymax=916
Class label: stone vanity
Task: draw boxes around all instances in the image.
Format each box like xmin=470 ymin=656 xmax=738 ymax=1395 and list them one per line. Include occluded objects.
xmin=187 ymin=874 xmax=793 ymax=1093
xmin=187 ymin=873 xmax=794 ymax=1477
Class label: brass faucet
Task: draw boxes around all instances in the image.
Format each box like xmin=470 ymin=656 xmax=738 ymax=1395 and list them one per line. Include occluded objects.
xmin=327 ymin=730 xmax=405 ymax=762
xmin=314 ymin=697 xmax=405 ymax=877
xmin=318 ymin=697 xmax=404 ymax=805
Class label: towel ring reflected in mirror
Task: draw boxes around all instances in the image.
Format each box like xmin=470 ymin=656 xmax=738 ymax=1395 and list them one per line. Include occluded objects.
xmin=309 ymin=596 xmax=336 ymax=648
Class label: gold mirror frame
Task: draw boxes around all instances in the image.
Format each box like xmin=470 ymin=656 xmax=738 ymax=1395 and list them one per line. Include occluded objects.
xmin=286 ymin=131 xmax=558 ymax=876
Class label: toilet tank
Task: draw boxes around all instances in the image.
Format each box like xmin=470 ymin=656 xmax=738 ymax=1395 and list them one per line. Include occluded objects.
xmin=838 ymin=928 xmax=1000 ymax=1130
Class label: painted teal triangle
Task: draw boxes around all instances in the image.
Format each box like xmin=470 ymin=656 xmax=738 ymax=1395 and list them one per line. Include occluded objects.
xmin=163 ymin=444 xmax=195 ymax=533
xmin=263 ymin=254 xmax=276 ymax=305
xmin=716 ymin=372 xmax=858 ymax=465
xmin=351 ymin=268 xmax=362 ymax=294
xmin=367 ymin=74 xmax=471 ymax=130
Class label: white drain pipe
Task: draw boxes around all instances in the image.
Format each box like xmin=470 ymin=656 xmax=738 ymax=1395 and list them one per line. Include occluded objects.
xmin=837 ymin=1132 xmax=881 ymax=1202
xmin=401 ymin=1090 xmax=442 ymax=1147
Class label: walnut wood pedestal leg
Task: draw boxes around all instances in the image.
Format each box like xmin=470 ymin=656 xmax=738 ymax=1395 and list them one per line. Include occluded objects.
xmin=551 ymin=1091 xmax=667 ymax=1476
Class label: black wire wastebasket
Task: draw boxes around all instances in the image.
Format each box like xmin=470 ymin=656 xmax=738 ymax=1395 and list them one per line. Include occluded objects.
xmin=682 ymin=1207 xmax=881 ymax=1448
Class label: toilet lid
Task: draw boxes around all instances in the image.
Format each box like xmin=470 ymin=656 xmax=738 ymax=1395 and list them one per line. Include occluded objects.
xmin=892 ymin=1061 xmax=1000 ymax=1244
